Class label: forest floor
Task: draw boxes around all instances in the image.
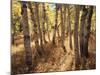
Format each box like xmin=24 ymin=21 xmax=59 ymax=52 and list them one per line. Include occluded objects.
xmin=11 ymin=34 xmax=96 ymax=74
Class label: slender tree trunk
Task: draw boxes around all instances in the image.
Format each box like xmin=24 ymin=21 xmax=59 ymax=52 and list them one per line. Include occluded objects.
xmin=11 ymin=16 xmax=16 ymax=45
xmin=42 ymin=3 xmax=47 ymax=44
xmin=67 ymin=5 xmax=73 ymax=50
xmin=60 ymin=5 xmax=66 ymax=52
xmin=81 ymin=6 xmax=93 ymax=69
xmin=19 ymin=20 xmax=23 ymax=32
xmin=45 ymin=5 xmax=51 ymax=42
xmin=63 ymin=5 xmax=66 ymax=40
xmin=11 ymin=21 xmax=15 ymax=45
xmin=11 ymin=0 xmax=14 ymax=45
xmin=56 ymin=4 xmax=60 ymax=41
xmin=84 ymin=6 xmax=93 ymax=58
xmin=80 ymin=6 xmax=88 ymax=69
xmin=11 ymin=33 xmax=14 ymax=45
xmin=45 ymin=14 xmax=51 ymax=42
xmin=80 ymin=6 xmax=88 ymax=57
xmin=57 ymin=23 xmax=60 ymax=38
xmin=35 ymin=3 xmax=45 ymax=55
xmin=21 ymin=2 xmax=32 ymax=72
xmin=28 ymin=2 xmax=43 ymax=56
xmin=74 ymin=5 xmax=80 ymax=70
xmin=52 ymin=4 xmax=58 ymax=45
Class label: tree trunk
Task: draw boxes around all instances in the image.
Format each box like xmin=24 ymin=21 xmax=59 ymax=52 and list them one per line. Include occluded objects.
xmin=52 ymin=4 xmax=58 ymax=45
xmin=63 ymin=5 xmax=66 ymax=40
xmin=67 ymin=5 xmax=73 ymax=50
xmin=28 ymin=2 xmax=43 ymax=56
xmin=74 ymin=5 xmax=80 ymax=70
xmin=45 ymin=5 xmax=51 ymax=42
xmin=11 ymin=21 xmax=15 ymax=45
xmin=80 ymin=6 xmax=88 ymax=69
xmin=84 ymin=6 xmax=93 ymax=58
xmin=81 ymin=6 xmax=93 ymax=69
xmin=11 ymin=33 xmax=14 ymax=45
xmin=60 ymin=5 xmax=66 ymax=52
xmin=57 ymin=23 xmax=60 ymax=38
xmin=19 ymin=20 xmax=23 ymax=32
xmin=11 ymin=16 xmax=16 ymax=45
xmin=35 ymin=3 xmax=45 ymax=55
xmin=45 ymin=14 xmax=51 ymax=42
xmin=21 ymin=2 xmax=32 ymax=72
xmin=42 ymin=3 xmax=47 ymax=44
xmin=45 ymin=10 xmax=51 ymax=42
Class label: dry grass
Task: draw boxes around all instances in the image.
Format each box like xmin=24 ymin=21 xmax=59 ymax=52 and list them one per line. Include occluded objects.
xmin=11 ymin=34 xmax=96 ymax=74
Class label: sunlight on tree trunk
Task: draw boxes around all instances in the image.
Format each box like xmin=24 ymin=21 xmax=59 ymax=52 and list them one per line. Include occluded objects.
xmin=67 ymin=5 xmax=73 ymax=50
xmin=42 ymin=3 xmax=47 ymax=44
xmin=52 ymin=4 xmax=58 ymax=45
xmin=35 ymin=3 xmax=45 ymax=55
xmin=60 ymin=5 xmax=66 ymax=53
xmin=28 ymin=2 xmax=44 ymax=56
